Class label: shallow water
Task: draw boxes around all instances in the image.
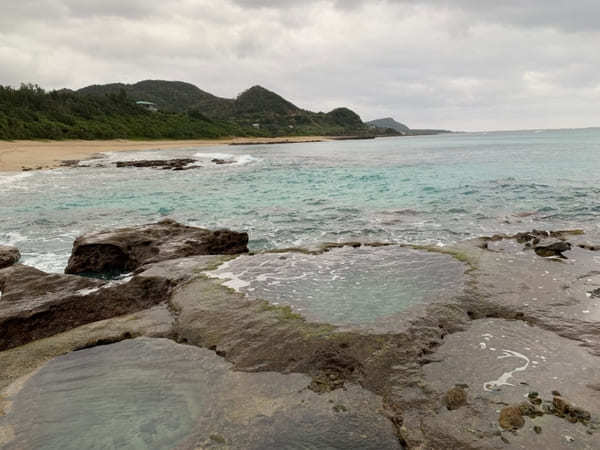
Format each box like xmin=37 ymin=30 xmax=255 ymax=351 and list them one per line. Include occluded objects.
xmin=2 ymin=128 xmax=600 ymax=272
xmin=1 ymin=338 xmax=399 ymax=449
xmin=207 ymin=246 xmax=464 ymax=325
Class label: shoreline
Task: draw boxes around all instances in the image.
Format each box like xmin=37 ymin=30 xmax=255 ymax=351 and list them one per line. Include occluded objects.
xmin=1 ymin=223 xmax=599 ymax=448
xmin=0 ymin=136 xmax=333 ymax=172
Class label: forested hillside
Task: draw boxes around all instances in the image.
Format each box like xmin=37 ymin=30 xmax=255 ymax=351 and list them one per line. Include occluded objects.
xmin=0 ymin=81 xmax=374 ymax=140
xmin=0 ymin=84 xmax=246 ymax=140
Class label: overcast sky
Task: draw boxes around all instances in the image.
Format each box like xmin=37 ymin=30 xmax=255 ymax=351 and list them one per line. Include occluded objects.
xmin=2 ymin=0 xmax=599 ymax=131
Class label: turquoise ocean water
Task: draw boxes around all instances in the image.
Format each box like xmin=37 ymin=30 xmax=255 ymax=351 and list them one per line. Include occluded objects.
xmin=1 ymin=128 xmax=600 ymax=273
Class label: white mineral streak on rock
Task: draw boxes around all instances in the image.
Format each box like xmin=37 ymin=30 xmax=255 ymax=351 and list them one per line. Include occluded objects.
xmin=483 ymin=350 xmax=530 ymax=391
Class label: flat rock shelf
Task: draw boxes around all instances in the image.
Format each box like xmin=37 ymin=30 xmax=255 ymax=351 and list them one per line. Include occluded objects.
xmin=0 ymin=338 xmax=398 ymax=450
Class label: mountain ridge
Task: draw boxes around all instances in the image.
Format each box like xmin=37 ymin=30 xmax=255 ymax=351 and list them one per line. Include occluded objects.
xmin=76 ymin=80 xmax=374 ymax=136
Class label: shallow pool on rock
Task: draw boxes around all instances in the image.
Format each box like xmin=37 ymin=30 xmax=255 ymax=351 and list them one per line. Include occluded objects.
xmin=0 ymin=338 xmax=399 ymax=449
xmin=207 ymin=245 xmax=465 ymax=326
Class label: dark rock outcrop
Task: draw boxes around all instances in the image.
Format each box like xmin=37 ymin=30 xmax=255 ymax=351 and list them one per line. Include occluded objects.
xmin=0 ymin=264 xmax=173 ymax=351
xmin=534 ymin=241 xmax=572 ymax=258
xmin=211 ymin=158 xmax=235 ymax=165
xmin=499 ymin=405 xmax=525 ymax=429
xmin=115 ymin=159 xmax=199 ymax=170
xmin=65 ymin=219 xmax=248 ymax=275
xmin=0 ymin=245 xmax=20 ymax=269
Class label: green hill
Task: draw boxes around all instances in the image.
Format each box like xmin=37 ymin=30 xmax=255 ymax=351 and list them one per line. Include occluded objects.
xmin=232 ymin=85 xmax=300 ymax=116
xmin=0 ymin=80 xmax=374 ymax=140
xmin=78 ymin=81 xmax=371 ymax=137
xmin=0 ymin=84 xmax=246 ymax=140
xmin=366 ymin=117 xmax=410 ymax=134
xmin=78 ymin=80 xmax=234 ymax=115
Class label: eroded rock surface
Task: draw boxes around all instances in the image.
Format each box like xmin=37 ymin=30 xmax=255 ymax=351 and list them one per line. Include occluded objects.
xmin=65 ymin=219 xmax=248 ymax=275
xmin=0 ymin=264 xmax=173 ymax=351
xmin=0 ymin=246 xmax=20 ymax=269
xmin=1 ymin=226 xmax=599 ymax=449
xmin=0 ymin=338 xmax=400 ymax=449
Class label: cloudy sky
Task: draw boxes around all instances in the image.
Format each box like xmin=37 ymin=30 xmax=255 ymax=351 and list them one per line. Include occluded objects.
xmin=2 ymin=0 xmax=599 ymax=130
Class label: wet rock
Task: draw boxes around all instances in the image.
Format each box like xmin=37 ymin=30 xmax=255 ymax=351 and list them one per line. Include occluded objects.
xmin=59 ymin=159 xmax=80 ymax=167
xmin=515 ymin=232 xmax=540 ymax=244
xmin=115 ymin=159 xmax=199 ymax=170
xmin=0 ymin=246 xmax=20 ymax=269
xmin=553 ymin=396 xmax=570 ymax=416
xmin=0 ymin=338 xmax=400 ymax=449
xmin=552 ymin=397 xmax=592 ymax=424
xmin=211 ymin=158 xmax=235 ymax=165
xmin=0 ymin=264 xmax=173 ymax=351
xmin=443 ymin=386 xmax=467 ymax=410
xmin=534 ymin=241 xmax=572 ymax=258
xmin=519 ymin=401 xmax=542 ymax=418
xmin=499 ymin=405 xmax=525 ymax=429
xmin=65 ymin=219 xmax=248 ymax=275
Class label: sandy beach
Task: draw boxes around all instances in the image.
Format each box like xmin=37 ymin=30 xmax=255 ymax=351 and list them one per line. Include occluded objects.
xmin=0 ymin=137 xmax=330 ymax=172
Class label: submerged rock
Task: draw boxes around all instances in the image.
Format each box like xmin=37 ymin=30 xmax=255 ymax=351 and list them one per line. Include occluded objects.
xmin=0 ymin=245 xmax=20 ymax=269
xmin=65 ymin=219 xmax=248 ymax=275
xmin=0 ymin=338 xmax=400 ymax=449
xmin=0 ymin=264 xmax=172 ymax=351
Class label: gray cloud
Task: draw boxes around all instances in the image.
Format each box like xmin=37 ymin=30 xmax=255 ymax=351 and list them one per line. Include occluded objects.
xmin=1 ymin=0 xmax=599 ymax=130
xmin=231 ymin=0 xmax=600 ymax=32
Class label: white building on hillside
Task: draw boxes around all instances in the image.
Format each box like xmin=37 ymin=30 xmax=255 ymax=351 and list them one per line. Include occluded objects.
xmin=136 ymin=101 xmax=158 ymax=112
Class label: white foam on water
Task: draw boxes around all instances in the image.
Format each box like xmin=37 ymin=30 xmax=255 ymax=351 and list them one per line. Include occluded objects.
xmin=0 ymin=231 xmax=27 ymax=246
xmin=193 ymin=152 xmax=234 ymax=160
xmin=483 ymin=349 xmax=530 ymax=391
xmin=0 ymin=172 xmax=34 ymax=189
xmin=235 ymin=154 xmax=259 ymax=166
xmin=76 ymin=287 xmax=102 ymax=296
xmin=21 ymin=252 xmax=68 ymax=274
xmin=193 ymin=152 xmax=258 ymax=166
xmin=204 ymin=258 xmax=251 ymax=291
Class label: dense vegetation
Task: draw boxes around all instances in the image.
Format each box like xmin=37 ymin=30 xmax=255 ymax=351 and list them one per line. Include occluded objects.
xmin=366 ymin=117 xmax=411 ymax=134
xmin=0 ymin=81 xmax=375 ymax=140
xmin=0 ymin=84 xmax=249 ymax=140
xmin=77 ymin=80 xmax=233 ymax=115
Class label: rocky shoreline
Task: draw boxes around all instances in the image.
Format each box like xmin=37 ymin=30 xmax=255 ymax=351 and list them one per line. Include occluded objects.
xmin=1 ymin=221 xmax=599 ymax=448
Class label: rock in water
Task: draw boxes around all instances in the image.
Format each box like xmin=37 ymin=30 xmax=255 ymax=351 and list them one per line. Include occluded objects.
xmin=211 ymin=158 xmax=235 ymax=165
xmin=534 ymin=241 xmax=572 ymax=258
xmin=65 ymin=219 xmax=248 ymax=275
xmin=0 ymin=245 xmax=20 ymax=269
xmin=115 ymin=159 xmax=199 ymax=170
